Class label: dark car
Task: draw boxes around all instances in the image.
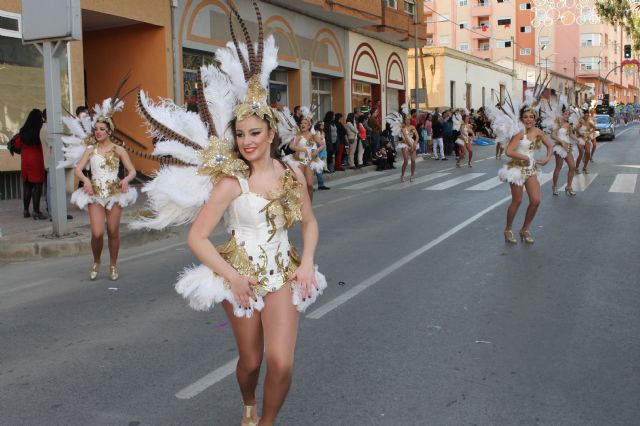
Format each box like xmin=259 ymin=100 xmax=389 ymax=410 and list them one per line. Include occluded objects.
xmin=595 ymin=114 xmax=615 ymax=141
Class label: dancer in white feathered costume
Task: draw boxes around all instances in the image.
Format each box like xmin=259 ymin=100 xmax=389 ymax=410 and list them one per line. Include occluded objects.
xmin=131 ymin=3 xmax=326 ymax=423
xmin=386 ymin=104 xmax=418 ymax=182
xmin=278 ymin=106 xmax=326 ymax=201
xmin=492 ymin=79 xmax=553 ymax=244
xmin=454 ymin=113 xmax=476 ymax=168
xmin=60 ymin=89 xmax=138 ymax=282
xmin=574 ymin=109 xmax=591 ymax=175
xmin=583 ymin=107 xmax=598 ymax=172
xmin=548 ymin=98 xmax=579 ymax=197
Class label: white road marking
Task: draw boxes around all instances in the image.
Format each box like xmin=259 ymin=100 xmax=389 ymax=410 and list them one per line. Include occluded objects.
xmin=307 ymin=194 xmax=513 ymax=320
xmin=175 ymin=356 xmax=239 ymax=399
xmin=616 ymin=164 xmax=640 ymax=169
xmin=0 ymin=277 xmax=56 ymax=297
xmin=424 ymin=173 xmax=485 ymax=190
xmin=609 ymin=174 xmax=637 ymax=193
xmin=571 ymin=173 xmax=598 ymax=191
xmin=384 ymin=172 xmax=450 ymax=190
xmin=342 ymin=173 xmax=404 ymax=190
xmin=324 ymin=170 xmax=382 ymax=187
xmin=466 ymin=176 xmax=502 ymax=191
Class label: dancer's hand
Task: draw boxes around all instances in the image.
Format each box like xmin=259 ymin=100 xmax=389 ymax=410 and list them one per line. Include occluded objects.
xmin=229 ymin=274 xmax=258 ymax=309
xmin=83 ymin=179 xmax=93 ymax=195
xmin=288 ymin=262 xmax=318 ymax=300
xmin=119 ymin=179 xmax=129 ymax=193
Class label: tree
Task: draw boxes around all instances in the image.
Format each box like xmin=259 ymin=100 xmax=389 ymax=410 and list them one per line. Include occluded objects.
xmin=595 ymin=0 xmax=640 ymax=50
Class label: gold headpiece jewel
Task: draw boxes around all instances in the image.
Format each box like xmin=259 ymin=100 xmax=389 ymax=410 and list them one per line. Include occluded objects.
xmin=234 ymin=75 xmax=279 ymax=129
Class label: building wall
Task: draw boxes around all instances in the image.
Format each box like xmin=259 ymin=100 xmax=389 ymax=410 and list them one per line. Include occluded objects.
xmin=409 ymin=47 xmax=516 ymax=110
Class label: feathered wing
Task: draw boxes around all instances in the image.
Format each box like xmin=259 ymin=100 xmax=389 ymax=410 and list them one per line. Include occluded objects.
xmin=57 ymin=115 xmax=93 ymax=169
xmin=201 ymin=64 xmax=236 ymax=142
xmin=385 ymin=112 xmax=403 ymax=138
xmin=276 ymin=107 xmax=298 ymax=150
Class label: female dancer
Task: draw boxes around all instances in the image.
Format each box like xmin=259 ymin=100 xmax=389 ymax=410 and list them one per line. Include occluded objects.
xmin=14 ymin=109 xmax=47 ymax=219
xmin=574 ymin=111 xmax=590 ymax=175
xmin=132 ymin=3 xmax=326 ymax=424
xmin=455 ymin=114 xmax=475 ymax=168
xmin=587 ymin=108 xmax=598 ymax=164
xmin=499 ymin=108 xmax=552 ymax=244
xmin=398 ymin=115 xmax=418 ymax=182
xmin=72 ymin=114 xmax=137 ymax=281
xmin=550 ymin=108 xmax=578 ymax=196
xmin=283 ymin=112 xmax=325 ymax=200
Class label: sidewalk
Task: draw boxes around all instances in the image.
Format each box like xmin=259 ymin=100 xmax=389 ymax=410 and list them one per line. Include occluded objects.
xmin=0 ymin=185 xmax=178 ymax=262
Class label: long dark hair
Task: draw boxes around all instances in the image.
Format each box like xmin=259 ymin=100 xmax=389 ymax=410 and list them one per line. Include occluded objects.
xmin=19 ymin=109 xmax=43 ymax=146
xmin=346 ymin=112 xmax=355 ymax=124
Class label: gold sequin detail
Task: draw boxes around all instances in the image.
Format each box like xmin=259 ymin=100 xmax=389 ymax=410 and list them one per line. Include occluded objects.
xmin=259 ymin=169 xmax=302 ymax=241
xmin=234 ymin=75 xmax=279 ymax=130
xmin=100 ymin=148 xmax=120 ymax=172
xmin=198 ymin=136 xmax=249 ymax=183
xmin=92 ymin=179 xmax=120 ymax=198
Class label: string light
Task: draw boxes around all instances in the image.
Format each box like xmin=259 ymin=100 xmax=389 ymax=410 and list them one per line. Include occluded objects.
xmin=531 ymin=0 xmax=601 ymax=28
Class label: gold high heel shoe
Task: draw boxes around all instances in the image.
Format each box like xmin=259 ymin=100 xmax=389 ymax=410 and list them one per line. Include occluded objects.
xmin=552 ymin=186 xmax=559 ymax=196
xmin=519 ymin=229 xmax=535 ymax=244
xmin=241 ymin=404 xmax=258 ymax=426
xmin=565 ymin=187 xmax=576 ymax=197
xmin=504 ymin=230 xmax=517 ymax=244
xmin=400 ymin=175 xmax=405 ymax=183
xmin=409 ymin=175 xmax=414 ymax=182
xmin=89 ymin=263 xmax=100 ymax=280
xmin=109 ymin=265 xmax=119 ymax=281
xmin=582 ymin=168 xmax=589 ymax=174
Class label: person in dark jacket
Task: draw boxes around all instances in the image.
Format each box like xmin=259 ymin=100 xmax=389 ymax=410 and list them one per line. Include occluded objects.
xmin=431 ymin=113 xmax=447 ymax=160
xmin=442 ymin=110 xmax=454 ymax=156
xmin=334 ymin=113 xmax=347 ymax=171
xmin=323 ymin=111 xmax=336 ymax=172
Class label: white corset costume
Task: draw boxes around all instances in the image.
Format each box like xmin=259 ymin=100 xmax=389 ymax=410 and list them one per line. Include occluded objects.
xmin=70 ymin=146 xmax=138 ymax=210
xmin=576 ymin=125 xmax=588 ymax=146
xmin=175 ymin=171 xmax=327 ymax=318
xmin=498 ymin=134 xmax=539 ymax=186
xmin=396 ymin=127 xmax=416 ymax=151
xmin=552 ymin=127 xmax=573 ymax=159
xmin=283 ymin=135 xmax=325 ymax=173
xmin=455 ymin=127 xmax=472 ymax=146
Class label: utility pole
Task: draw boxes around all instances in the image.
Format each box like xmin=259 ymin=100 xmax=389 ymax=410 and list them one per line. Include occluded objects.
xmin=414 ymin=8 xmax=420 ymax=110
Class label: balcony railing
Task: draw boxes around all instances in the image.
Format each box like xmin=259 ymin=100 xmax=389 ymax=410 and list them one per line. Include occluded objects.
xmin=471 ymin=2 xmax=492 ymax=17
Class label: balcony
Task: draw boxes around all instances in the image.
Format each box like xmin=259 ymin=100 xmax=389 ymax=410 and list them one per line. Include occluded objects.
xmin=474 ymin=47 xmax=492 ymax=60
xmin=471 ymin=1 xmax=492 ymax=17
xmin=266 ymin=0 xmax=383 ymax=28
xmin=426 ymin=22 xmax=435 ymax=35
xmin=366 ymin=5 xmax=427 ymax=48
xmin=471 ymin=25 xmax=491 ymax=39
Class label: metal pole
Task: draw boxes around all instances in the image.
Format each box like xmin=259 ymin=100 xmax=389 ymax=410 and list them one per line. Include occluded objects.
xmin=40 ymin=40 xmax=69 ymax=236
xmin=414 ymin=9 xmax=419 ymax=110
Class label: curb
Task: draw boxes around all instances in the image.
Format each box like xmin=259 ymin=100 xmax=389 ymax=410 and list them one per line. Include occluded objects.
xmin=0 ymin=227 xmax=177 ymax=262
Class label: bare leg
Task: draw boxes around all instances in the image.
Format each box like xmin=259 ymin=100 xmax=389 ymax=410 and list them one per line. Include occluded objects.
xmin=590 ymin=138 xmax=597 ymax=161
xmin=223 ymin=302 xmax=264 ymax=424
xmin=400 ymin=149 xmax=408 ymax=181
xmin=467 ymin=144 xmax=473 ymax=166
xmin=259 ymin=288 xmax=299 ymax=426
xmin=105 ymin=204 xmax=122 ymax=267
xmin=521 ymin=176 xmax=541 ymax=232
xmin=583 ymin=142 xmax=592 ymax=171
xmin=410 ymin=148 xmax=417 ymax=179
xmin=506 ymin=183 xmax=523 ymax=231
xmin=575 ymin=144 xmax=584 ymax=170
xmin=88 ymin=203 xmax=106 ymax=263
xmin=456 ymin=145 xmax=466 ymax=167
xmin=564 ymin=153 xmax=576 ymax=189
xmin=552 ymin=154 xmax=563 ymax=190
xmin=302 ymin=166 xmax=314 ymax=202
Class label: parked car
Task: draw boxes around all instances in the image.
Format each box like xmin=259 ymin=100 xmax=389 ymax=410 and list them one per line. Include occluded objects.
xmin=595 ymin=114 xmax=615 ymax=141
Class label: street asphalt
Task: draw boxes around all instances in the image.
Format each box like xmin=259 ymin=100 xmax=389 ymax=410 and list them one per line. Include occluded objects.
xmin=1 ymin=124 xmax=639 ymax=425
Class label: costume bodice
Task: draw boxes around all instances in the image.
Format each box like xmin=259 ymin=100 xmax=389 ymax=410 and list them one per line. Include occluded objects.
xmin=220 ymin=171 xmax=303 ymax=295
xmin=515 ymin=134 xmax=536 ymax=157
xmin=90 ymin=146 xmax=121 ymax=198
xmin=557 ymin=127 xmax=571 ymax=143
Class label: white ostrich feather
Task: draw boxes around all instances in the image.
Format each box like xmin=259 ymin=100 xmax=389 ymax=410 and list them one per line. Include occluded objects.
xmin=62 ymin=116 xmax=89 ymax=139
xmin=276 ymin=107 xmax=298 ymax=149
xmin=153 ymin=141 xmax=201 ymax=165
xmin=201 ymin=64 xmax=236 ymax=140
xmin=259 ymin=35 xmax=279 ymax=89
xmin=385 ymin=112 xmax=403 ymax=138
xmin=139 ymin=91 xmax=208 ymax=148
xmin=216 ymin=42 xmax=249 ymax=101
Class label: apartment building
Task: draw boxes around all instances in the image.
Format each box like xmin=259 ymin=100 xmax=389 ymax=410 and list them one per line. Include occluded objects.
xmin=423 ymin=0 xmax=639 ymax=103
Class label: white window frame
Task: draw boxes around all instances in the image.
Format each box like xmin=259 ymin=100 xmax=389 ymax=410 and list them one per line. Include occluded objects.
xmin=519 ymin=3 xmax=531 ymax=10
xmin=384 ymin=0 xmax=398 ymax=8
xmin=459 ymin=21 xmax=469 ymax=29
xmin=579 ymin=57 xmax=600 ymax=71
xmin=0 ymin=10 xmax=21 ymax=38
xmin=520 ymin=26 xmax=531 ymax=33
xmin=426 ymin=38 xmax=434 ymax=46
xmin=580 ymin=33 xmax=602 ymax=47
xmin=459 ymin=42 xmax=470 ymax=52
xmin=497 ymin=17 xmax=512 ymax=26
xmin=459 ymin=0 xmax=468 ymax=6
xmin=404 ymin=0 xmax=415 ymax=15
xmin=478 ymin=43 xmax=490 ymax=51
xmin=520 ymin=48 xmax=531 ymax=55
xmin=439 ymin=35 xmax=450 ymax=46
xmin=539 ymin=36 xmax=550 ymax=47
xmin=496 ymin=40 xmax=512 ymax=48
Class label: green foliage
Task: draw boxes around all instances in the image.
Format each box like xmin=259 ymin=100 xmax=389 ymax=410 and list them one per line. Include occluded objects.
xmin=595 ymin=0 xmax=640 ymax=51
